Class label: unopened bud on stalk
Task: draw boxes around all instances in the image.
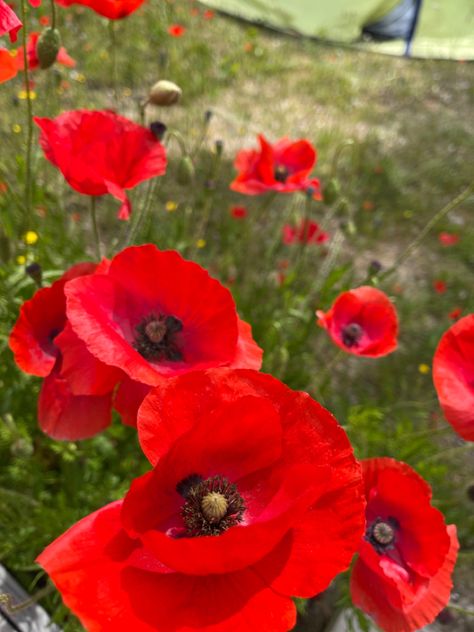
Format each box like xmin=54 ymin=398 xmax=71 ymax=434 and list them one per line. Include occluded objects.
xmin=25 ymin=262 xmax=43 ymax=287
xmin=204 ymin=109 xmax=213 ymax=124
xmin=322 ymin=178 xmax=340 ymax=205
xmin=149 ymin=121 xmax=167 ymax=141
xmin=37 ymin=28 xmax=61 ymax=69
xmin=176 ymin=156 xmax=195 ymax=186
xmin=148 ymin=80 xmax=182 ymax=106
xmin=368 ymin=260 xmax=382 ymax=276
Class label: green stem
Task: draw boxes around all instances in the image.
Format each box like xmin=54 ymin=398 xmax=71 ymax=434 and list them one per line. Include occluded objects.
xmin=90 ymin=197 xmax=102 ymax=259
xmin=49 ymin=0 xmax=56 ymax=29
xmin=20 ymin=0 xmax=34 ymax=227
xmin=377 ymin=180 xmax=474 ymax=283
xmin=122 ymin=180 xmax=158 ymax=248
xmin=448 ymin=604 xmax=474 ymax=617
xmin=315 ymin=348 xmax=344 ymax=393
xmin=0 ymin=583 xmax=54 ymax=614
xmin=330 ymin=139 xmax=355 ymax=179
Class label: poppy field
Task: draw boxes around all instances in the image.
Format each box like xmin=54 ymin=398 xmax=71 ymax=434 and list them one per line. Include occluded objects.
xmin=1 ymin=1 xmax=474 ymax=631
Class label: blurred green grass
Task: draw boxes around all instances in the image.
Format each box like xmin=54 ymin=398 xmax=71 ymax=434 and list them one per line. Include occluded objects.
xmin=0 ymin=0 xmax=473 ymax=629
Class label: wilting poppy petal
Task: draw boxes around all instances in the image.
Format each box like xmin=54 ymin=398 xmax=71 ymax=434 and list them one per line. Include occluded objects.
xmin=317 ymin=286 xmax=398 ymax=357
xmin=0 ymin=0 xmax=21 ymax=41
xmin=433 ymin=313 xmax=474 ymax=441
xmin=34 ymin=111 xmax=167 ymax=219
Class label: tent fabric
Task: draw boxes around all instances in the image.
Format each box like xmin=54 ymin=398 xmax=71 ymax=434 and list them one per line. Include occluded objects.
xmin=201 ymin=0 xmax=474 ymax=60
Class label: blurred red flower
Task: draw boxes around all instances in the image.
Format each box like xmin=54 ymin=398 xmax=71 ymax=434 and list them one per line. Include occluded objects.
xmin=64 ymin=245 xmax=263 ymax=405
xmin=351 ymin=457 xmax=458 ymax=632
xmin=283 ymin=219 xmax=329 ymax=245
xmin=230 ymin=205 xmax=247 ymax=219
xmin=16 ymin=32 xmax=76 ymax=70
xmin=168 ymin=23 xmax=185 ymax=36
xmin=231 ymin=134 xmax=321 ymax=197
xmin=438 ymin=232 xmax=459 ymax=246
xmin=39 ymin=14 xmax=49 ymax=25
xmin=34 ymin=110 xmax=167 ymax=219
xmin=55 ymin=0 xmax=146 ymax=19
xmin=433 ymin=313 xmax=474 ymax=441
xmin=448 ymin=307 xmax=462 ymax=321
xmin=9 ymin=261 xmax=122 ymax=440
xmin=203 ymin=9 xmax=214 ymax=19
xmin=0 ymin=48 xmax=18 ymax=83
xmin=38 ymin=368 xmax=365 ymax=632
xmin=433 ymin=279 xmax=447 ymax=294
xmin=316 ymin=286 xmax=398 ymax=357
xmin=0 ymin=0 xmax=21 ymax=41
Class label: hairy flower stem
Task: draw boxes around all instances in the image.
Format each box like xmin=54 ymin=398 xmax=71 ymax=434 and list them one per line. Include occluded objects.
xmin=90 ymin=197 xmax=102 ymax=259
xmin=0 ymin=583 xmax=54 ymax=614
xmin=20 ymin=0 xmax=34 ymax=228
xmin=330 ymin=138 xmax=355 ymax=179
xmin=448 ymin=604 xmax=474 ymax=617
xmin=122 ymin=179 xmax=158 ymax=248
xmin=49 ymin=0 xmax=56 ymax=29
xmin=376 ymin=180 xmax=474 ymax=284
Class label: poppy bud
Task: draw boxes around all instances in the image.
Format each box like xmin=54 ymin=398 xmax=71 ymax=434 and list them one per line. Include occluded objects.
xmin=149 ymin=121 xmax=167 ymax=141
xmin=25 ymin=262 xmax=43 ymax=287
xmin=148 ymin=80 xmax=182 ymax=107
xmin=323 ymin=178 xmax=340 ymax=205
xmin=204 ymin=109 xmax=213 ymax=124
xmin=176 ymin=156 xmax=195 ymax=185
xmin=368 ymin=260 xmax=382 ymax=276
xmin=37 ymin=28 xmax=61 ymax=69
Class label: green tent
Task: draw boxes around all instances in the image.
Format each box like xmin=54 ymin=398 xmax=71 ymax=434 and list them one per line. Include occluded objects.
xmin=202 ymin=0 xmax=474 ymax=60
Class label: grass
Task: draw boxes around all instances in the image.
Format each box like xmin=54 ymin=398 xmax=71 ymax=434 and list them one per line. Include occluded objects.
xmin=0 ymin=0 xmax=473 ymax=629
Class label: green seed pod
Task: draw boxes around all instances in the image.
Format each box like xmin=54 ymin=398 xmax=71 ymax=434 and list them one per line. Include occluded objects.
xmin=37 ymin=28 xmax=61 ymax=69
xmin=322 ymin=178 xmax=340 ymax=205
xmin=176 ymin=156 xmax=195 ymax=186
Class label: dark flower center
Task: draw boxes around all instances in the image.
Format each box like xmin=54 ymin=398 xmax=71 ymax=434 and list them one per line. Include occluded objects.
xmin=177 ymin=474 xmax=245 ymax=537
xmin=134 ymin=313 xmax=183 ymax=361
xmin=366 ymin=517 xmax=398 ymax=554
xmin=274 ymin=165 xmax=289 ymax=183
xmin=341 ymin=322 xmax=363 ymax=347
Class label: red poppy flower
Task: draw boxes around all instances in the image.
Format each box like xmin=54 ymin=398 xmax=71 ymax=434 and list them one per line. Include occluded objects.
xmin=34 ymin=110 xmax=167 ymax=220
xmin=282 ymin=219 xmax=329 ymax=245
xmin=54 ymin=0 xmax=146 ymax=19
xmin=37 ymin=368 xmax=365 ymax=632
xmin=433 ymin=314 xmax=474 ymax=441
xmin=203 ymin=9 xmax=214 ymax=19
xmin=0 ymin=48 xmax=18 ymax=83
xmin=16 ymin=32 xmax=76 ymax=70
xmin=316 ymin=286 xmax=398 ymax=357
xmin=230 ymin=205 xmax=247 ymax=219
xmin=351 ymin=457 xmax=458 ymax=632
xmin=168 ymin=23 xmax=185 ymax=37
xmin=433 ymin=279 xmax=447 ymax=294
xmin=448 ymin=307 xmax=462 ymax=321
xmin=438 ymin=232 xmax=459 ymax=246
xmin=0 ymin=0 xmax=21 ymax=41
xmin=230 ymin=134 xmax=321 ymax=197
xmin=9 ymin=261 xmax=122 ymax=440
xmin=64 ymin=245 xmax=263 ymax=392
